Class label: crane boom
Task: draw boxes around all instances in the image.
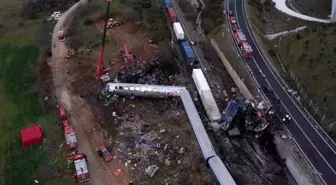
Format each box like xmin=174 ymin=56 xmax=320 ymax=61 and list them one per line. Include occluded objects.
xmin=95 ymin=0 xmax=112 ymax=80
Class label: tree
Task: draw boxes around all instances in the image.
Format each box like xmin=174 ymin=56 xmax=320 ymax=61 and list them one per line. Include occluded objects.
xmin=296 ymin=34 xmax=301 ymax=40
xmin=84 ymin=18 xmax=93 ymax=25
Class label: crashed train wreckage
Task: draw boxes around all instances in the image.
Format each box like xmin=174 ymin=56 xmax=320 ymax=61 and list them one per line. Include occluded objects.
xmin=101 ymin=82 xmax=237 ymax=185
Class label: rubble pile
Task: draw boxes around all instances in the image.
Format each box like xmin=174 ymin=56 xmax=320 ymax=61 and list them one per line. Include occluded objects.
xmin=116 ymin=60 xmax=182 ymax=85
xmin=110 ymin=100 xmax=213 ymax=184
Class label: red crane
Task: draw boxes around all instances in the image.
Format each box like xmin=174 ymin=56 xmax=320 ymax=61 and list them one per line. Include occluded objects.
xmin=122 ymin=44 xmax=135 ymax=64
xmin=119 ymin=43 xmax=136 ymax=69
xmin=95 ymin=0 xmax=112 ymax=82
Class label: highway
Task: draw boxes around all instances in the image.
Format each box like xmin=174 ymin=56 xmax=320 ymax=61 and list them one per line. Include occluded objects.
xmin=228 ymin=0 xmax=336 ymax=184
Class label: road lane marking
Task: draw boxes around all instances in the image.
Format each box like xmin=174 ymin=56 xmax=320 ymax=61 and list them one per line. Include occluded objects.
xmin=240 ymin=0 xmax=336 ymax=153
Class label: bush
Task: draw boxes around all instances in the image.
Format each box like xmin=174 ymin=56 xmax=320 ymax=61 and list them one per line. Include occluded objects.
xmin=296 ymin=34 xmax=301 ymax=40
xmin=84 ymin=18 xmax=93 ymax=25
xmin=22 ymin=0 xmax=78 ymax=19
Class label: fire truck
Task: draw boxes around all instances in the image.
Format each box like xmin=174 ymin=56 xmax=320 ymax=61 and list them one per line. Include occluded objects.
xmin=58 ymin=30 xmax=66 ymax=42
xmin=68 ymin=153 xmax=89 ymax=183
xmin=57 ymin=107 xmax=67 ymax=120
xmin=234 ymin=29 xmax=247 ymax=46
xmin=63 ymin=120 xmax=78 ymax=150
xmin=240 ymin=42 xmax=253 ymax=57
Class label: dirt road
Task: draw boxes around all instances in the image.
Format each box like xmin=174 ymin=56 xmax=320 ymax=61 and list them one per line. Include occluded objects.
xmin=50 ymin=1 xmax=111 ymax=185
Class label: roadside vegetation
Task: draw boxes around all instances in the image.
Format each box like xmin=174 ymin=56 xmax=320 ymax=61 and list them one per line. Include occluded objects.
xmin=247 ymin=0 xmax=336 ymax=138
xmin=201 ymin=0 xmax=224 ymax=34
xmin=0 ymin=0 xmax=78 ymax=184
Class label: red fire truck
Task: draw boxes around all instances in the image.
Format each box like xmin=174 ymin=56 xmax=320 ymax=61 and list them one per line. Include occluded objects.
xmin=63 ymin=120 xmax=78 ymax=150
xmin=240 ymin=42 xmax=253 ymax=57
xmin=68 ymin=153 xmax=89 ymax=183
xmin=234 ymin=29 xmax=247 ymax=46
xmin=58 ymin=30 xmax=65 ymax=42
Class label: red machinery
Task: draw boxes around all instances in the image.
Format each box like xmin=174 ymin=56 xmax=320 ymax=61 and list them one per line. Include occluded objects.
xmin=119 ymin=43 xmax=136 ymax=69
xmin=241 ymin=42 xmax=253 ymax=57
xmin=95 ymin=0 xmax=112 ymax=82
xmin=234 ymin=29 xmax=247 ymax=46
xmin=122 ymin=44 xmax=135 ymax=64
xmin=68 ymin=153 xmax=89 ymax=183
xmin=58 ymin=30 xmax=65 ymax=42
xmin=63 ymin=120 xmax=78 ymax=150
xmin=57 ymin=106 xmax=67 ymax=120
xmin=96 ymin=145 xmax=113 ymax=162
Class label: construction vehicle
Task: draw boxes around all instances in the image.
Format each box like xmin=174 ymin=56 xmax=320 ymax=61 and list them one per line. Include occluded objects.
xmin=68 ymin=153 xmax=89 ymax=183
xmin=95 ymin=0 xmax=112 ymax=82
xmin=96 ymin=145 xmax=113 ymax=162
xmin=58 ymin=30 xmax=66 ymax=42
xmin=47 ymin=11 xmax=61 ymax=21
xmin=63 ymin=120 xmax=78 ymax=150
xmin=106 ymin=18 xmax=120 ymax=28
xmin=121 ymin=44 xmax=135 ymax=64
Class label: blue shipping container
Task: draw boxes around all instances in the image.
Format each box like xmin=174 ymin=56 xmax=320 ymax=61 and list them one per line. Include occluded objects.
xmin=162 ymin=0 xmax=171 ymax=8
xmin=181 ymin=41 xmax=195 ymax=65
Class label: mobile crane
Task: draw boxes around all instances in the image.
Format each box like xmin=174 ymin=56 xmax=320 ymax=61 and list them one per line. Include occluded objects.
xmin=95 ymin=0 xmax=113 ymax=82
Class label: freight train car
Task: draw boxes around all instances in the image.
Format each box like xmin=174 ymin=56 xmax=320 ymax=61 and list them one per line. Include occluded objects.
xmin=167 ymin=8 xmax=177 ymax=23
xmin=192 ymin=69 xmax=221 ymax=121
xmin=162 ymin=0 xmax=171 ymax=8
xmin=181 ymin=41 xmax=196 ymax=65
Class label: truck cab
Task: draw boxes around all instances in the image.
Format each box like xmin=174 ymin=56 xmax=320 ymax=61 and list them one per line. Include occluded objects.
xmin=241 ymin=42 xmax=253 ymax=57
xmin=96 ymin=145 xmax=113 ymax=162
xmin=69 ymin=153 xmax=89 ymax=183
xmin=58 ymin=30 xmax=65 ymax=42
xmin=63 ymin=120 xmax=78 ymax=150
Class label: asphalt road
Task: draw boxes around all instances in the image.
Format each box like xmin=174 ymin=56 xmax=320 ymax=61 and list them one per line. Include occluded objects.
xmin=228 ymin=0 xmax=336 ymax=184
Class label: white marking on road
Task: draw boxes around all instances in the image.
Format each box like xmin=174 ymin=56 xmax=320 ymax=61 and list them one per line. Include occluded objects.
xmin=232 ymin=0 xmax=336 ymax=175
xmin=240 ymin=0 xmax=336 ymax=155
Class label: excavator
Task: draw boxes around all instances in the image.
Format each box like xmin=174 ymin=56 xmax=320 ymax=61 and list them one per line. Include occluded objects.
xmin=106 ymin=18 xmax=120 ymax=28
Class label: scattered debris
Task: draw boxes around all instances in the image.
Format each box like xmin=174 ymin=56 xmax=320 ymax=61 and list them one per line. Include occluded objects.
xmin=228 ymin=127 xmax=241 ymax=137
xmin=145 ymin=165 xmax=159 ymax=178
xmin=113 ymin=168 xmax=122 ymax=177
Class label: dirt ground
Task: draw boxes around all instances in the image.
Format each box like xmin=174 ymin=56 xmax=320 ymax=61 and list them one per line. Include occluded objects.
xmin=50 ymin=2 xmax=214 ymax=184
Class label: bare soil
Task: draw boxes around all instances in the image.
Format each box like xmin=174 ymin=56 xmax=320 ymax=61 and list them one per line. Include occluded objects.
xmin=59 ymin=16 xmax=214 ymax=184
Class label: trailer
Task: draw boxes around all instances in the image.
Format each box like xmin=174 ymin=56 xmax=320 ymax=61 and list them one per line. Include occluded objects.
xmin=181 ymin=41 xmax=195 ymax=65
xmin=173 ymin=22 xmax=185 ymax=40
xmin=167 ymin=8 xmax=177 ymax=23
xmin=192 ymin=69 xmax=221 ymax=121
xmin=162 ymin=0 xmax=171 ymax=8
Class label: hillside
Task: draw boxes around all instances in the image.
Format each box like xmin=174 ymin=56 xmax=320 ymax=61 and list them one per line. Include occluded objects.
xmin=246 ymin=0 xmax=336 ymax=138
xmin=289 ymin=0 xmax=332 ymax=19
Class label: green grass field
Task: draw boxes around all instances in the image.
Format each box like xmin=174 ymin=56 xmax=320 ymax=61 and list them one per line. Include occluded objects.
xmin=0 ymin=43 xmax=74 ymax=185
xmin=279 ymin=26 xmax=336 ymax=118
